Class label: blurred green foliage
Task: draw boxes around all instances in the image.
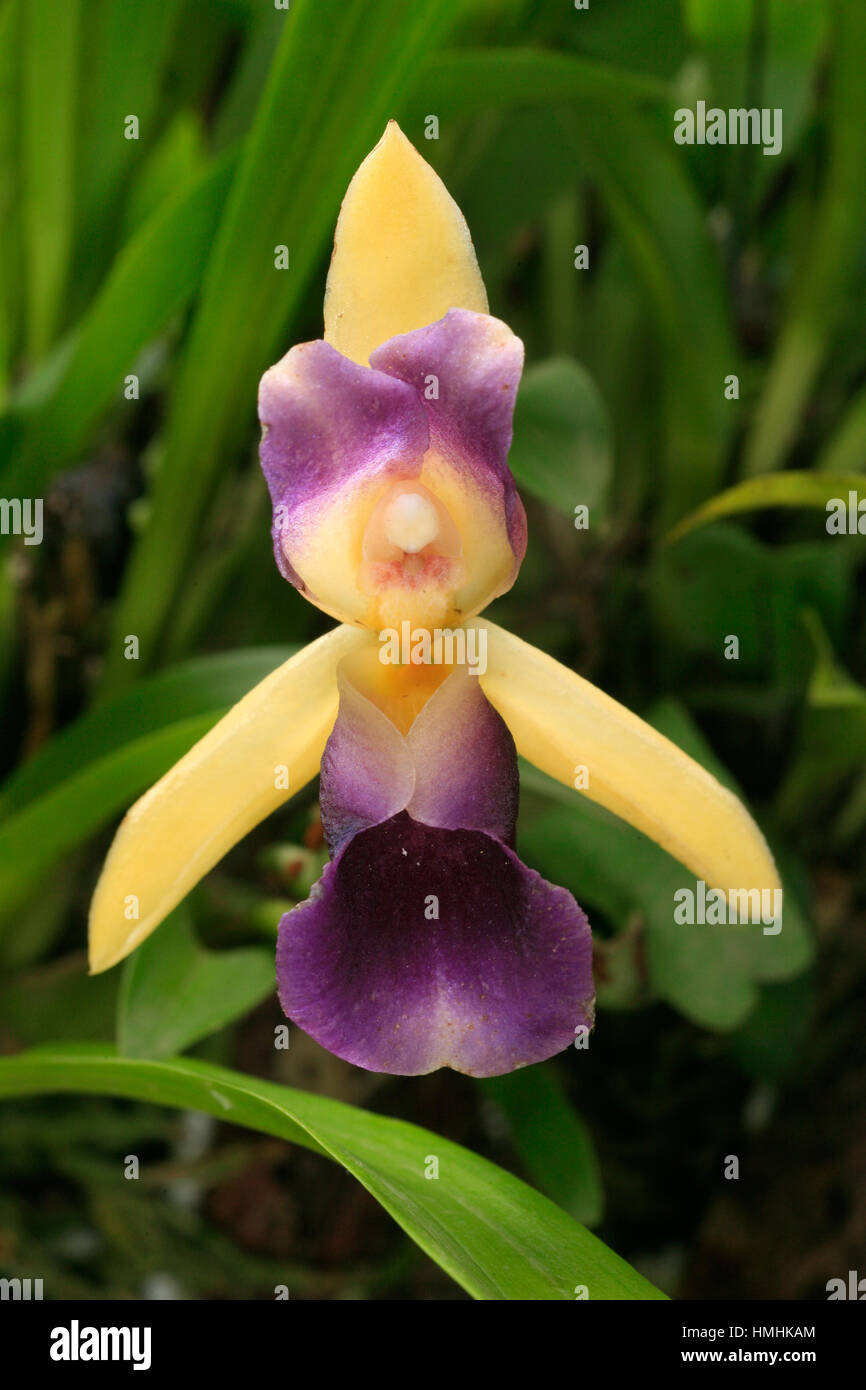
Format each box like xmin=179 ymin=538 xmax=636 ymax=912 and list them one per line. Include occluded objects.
xmin=0 ymin=0 xmax=864 ymax=1300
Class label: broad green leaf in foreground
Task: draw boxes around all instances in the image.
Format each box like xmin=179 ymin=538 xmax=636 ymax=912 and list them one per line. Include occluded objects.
xmin=0 ymin=1045 xmax=666 ymax=1302
xmin=118 ymin=905 xmax=274 ymax=1061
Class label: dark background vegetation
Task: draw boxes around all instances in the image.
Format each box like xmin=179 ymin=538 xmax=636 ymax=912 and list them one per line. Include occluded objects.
xmin=0 ymin=0 xmax=864 ymax=1299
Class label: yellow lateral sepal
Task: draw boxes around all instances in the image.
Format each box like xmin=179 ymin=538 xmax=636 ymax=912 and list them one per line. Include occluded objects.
xmin=477 ymin=619 xmax=780 ymax=896
xmin=88 ymin=625 xmax=370 ymax=972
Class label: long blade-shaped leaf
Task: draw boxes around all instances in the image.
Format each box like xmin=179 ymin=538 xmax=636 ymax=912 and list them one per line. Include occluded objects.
xmin=76 ymin=0 xmax=183 ymax=254
xmin=743 ymin=1 xmax=866 ymax=475
xmin=0 ymin=0 xmax=22 ymax=400
xmin=665 ymin=472 xmax=866 ymax=545
xmin=482 ymin=1066 xmax=604 ymax=1227
xmin=0 ymin=1045 xmax=666 ymax=1301
xmin=406 ymin=46 xmax=670 ymax=115
xmin=21 ymin=0 xmax=80 ymax=358
xmin=0 ymin=151 xmax=236 ymax=498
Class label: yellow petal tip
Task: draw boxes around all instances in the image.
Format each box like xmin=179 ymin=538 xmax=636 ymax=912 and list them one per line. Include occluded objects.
xmin=324 ymin=119 xmax=488 ymax=364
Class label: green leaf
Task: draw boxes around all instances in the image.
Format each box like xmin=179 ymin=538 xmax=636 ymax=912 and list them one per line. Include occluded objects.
xmin=76 ymin=0 xmax=183 ymax=256
xmin=744 ymin=1 xmax=866 ymax=475
xmin=121 ymin=111 xmax=206 ymax=242
xmin=562 ymin=0 xmax=686 ymax=76
xmin=0 ymin=715 xmax=216 ymax=925
xmin=776 ymin=611 xmax=866 ymax=819
xmin=21 ymin=0 xmax=80 ymax=358
xmin=666 ymin=472 xmax=866 ymax=545
xmin=0 ymin=1043 xmax=666 ymax=1301
xmin=650 ymin=523 xmax=852 ymax=698
xmin=117 ymin=905 xmax=274 ymax=1061
xmin=816 ymin=385 xmax=866 ymax=474
xmin=650 ymin=523 xmax=772 ymax=672
xmin=0 ymin=151 xmax=236 ymax=498
xmin=0 ymin=646 xmax=295 ymax=816
xmin=0 ymin=647 xmax=295 ymax=922
xmin=509 ymin=358 xmax=612 ymax=523
xmin=727 ymin=976 xmax=814 ymax=1083
xmin=554 ymin=103 xmax=735 ymax=521
xmin=102 ymin=0 xmax=473 ymax=693
xmin=0 ymin=0 xmax=22 ymax=399
xmin=450 ymin=108 xmax=586 ymax=294
xmin=0 ymin=551 xmax=15 ymax=718
xmin=0 ymin=953 xmax=118 ymax=1045
xmin=482 ymin=1065 xmax=604 ymax=1226
xmin=683 ymin=0 xmax=829 ymax=166
xmin=407 ymin=47 xmax=671 ymax=116
xmin=213 ymin=5 xmax=286 ymax=151
xmin=802 ymin=609 xmax=866 ymax=708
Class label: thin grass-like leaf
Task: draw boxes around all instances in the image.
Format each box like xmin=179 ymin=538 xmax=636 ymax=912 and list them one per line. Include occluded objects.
xmin=21 ymin=0 xmax=80 ymax=358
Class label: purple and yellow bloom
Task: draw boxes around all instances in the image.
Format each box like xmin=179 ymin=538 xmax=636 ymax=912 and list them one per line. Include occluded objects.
xmin=89 ymin=124 xmax=780 ymax=1077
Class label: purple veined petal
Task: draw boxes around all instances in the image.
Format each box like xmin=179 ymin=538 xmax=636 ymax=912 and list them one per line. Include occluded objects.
xmin=279 ymin=654 xmax=595 ymax=1077
xmin=276 ymin=812 xmax=595 ymax=1077
xmin=370 ymin=309 xmax=527 ymax=567
xmin=257 ymin=310 xmax=529 ymax=630
xmin=258 ymin=340 xmax=429 ymax=620
xmin=318 ymin=657 xmax=415 ymax=857
xmin=405 ymin=661 xmax=518 ymax=843
xmin=319 ymin=656 xmax=517 ymax=855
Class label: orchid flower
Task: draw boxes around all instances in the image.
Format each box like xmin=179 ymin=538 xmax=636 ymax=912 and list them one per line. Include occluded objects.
xmin=89 ymin=123 xmax=780 ymax=1077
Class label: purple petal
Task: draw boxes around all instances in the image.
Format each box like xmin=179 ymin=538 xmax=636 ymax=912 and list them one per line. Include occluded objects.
xmin=370 ymin=309 xmax=527 ymax=561
xmin=318 ymin=663 xmax=415 ymax=857
xmin=405 ymin=665 xmax=518 ymax=842
xmin=257 ymin=312 xmax=528 ymax=624
xmin=258 ymin=340 xmax=428 ymax=593
xmin=280 ymin=657 xmax=594 ymax=1076
xmin=320 ymin=661 xmax=517 ymax=855
xmin=276 ymin=812 xmax=595 ymax=1076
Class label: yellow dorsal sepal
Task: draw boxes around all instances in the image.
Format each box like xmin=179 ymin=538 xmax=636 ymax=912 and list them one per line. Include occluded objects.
xmin=324 ymin=121 xmax=488 ymax=364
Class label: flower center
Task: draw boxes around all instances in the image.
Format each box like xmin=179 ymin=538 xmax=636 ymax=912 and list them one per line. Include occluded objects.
xmin=359 ymin=480 xmax=465 ymax=631
xmin=382 ymin=491 xmax=439 ymax=553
